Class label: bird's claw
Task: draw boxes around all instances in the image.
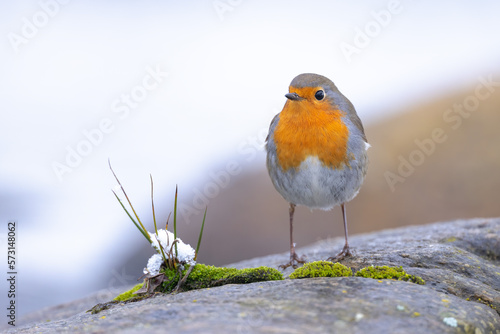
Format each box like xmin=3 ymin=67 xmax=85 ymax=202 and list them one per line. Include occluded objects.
xmin=327 ymin=244 xmax=352 ymax=263
xmin=279 ymin=252 xmax=306 ymax=270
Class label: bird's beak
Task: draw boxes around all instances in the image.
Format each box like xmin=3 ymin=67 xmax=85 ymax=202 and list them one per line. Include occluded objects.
xmin=285 ymin=92 xmax=304 ymax=101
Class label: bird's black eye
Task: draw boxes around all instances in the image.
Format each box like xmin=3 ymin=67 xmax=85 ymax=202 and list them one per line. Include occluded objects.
xmin=315 ymin=90 xmax=325 ymax=101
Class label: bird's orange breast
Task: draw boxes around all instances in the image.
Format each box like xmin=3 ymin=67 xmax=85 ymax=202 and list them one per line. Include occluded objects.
xmin=273 ymin=98 xmax=350 ymax=171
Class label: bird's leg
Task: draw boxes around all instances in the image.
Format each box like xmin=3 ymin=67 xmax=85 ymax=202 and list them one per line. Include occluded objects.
xmin=279 ymin=203 xmax=306 ymax=269
xmin=328 ymin=203 xmax=353 ymax=262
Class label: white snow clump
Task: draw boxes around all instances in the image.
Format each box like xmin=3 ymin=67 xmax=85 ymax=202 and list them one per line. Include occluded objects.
xmin=144 ymin=229 xmax=196 ymax=275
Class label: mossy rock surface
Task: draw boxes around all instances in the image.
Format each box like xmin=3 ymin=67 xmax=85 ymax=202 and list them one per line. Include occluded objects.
xmin=187 ymin=264 xmax=283 ymax=287
xmin=290 ymin=261 xmax=352 ymax=279
xmin=162 ymin=264 xmax=284 ymax=292
xmin=11 ymin=218 xmax=500 ymax=334
xmin=111 ymin=264 xmax=284 ymax=303
xmin=289 ymin=262 xmax=425 ymax=286
xmin=355 ymin=266 xmax=425 ymax=285
xmin=114 ymin=283 xmax=144 ymax=302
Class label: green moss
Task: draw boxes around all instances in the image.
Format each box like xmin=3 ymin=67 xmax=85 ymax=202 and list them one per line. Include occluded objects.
xmin=161 ymin=264 xmax=283 ymax=292
xmin=111 ymin=265 xmax=283 ymax=303
xmin=444 ymin=236 xmax=457 ymax=243
xmin=159 ymin=266 xmax=183 ymax=292
xmin=355 ymin=265 xmax=425 ymax=285
xmin=92 ymin=283 xmax=148 ymax=313
xmin=289 ymin=261 xmax=353 ymax=279
xmin=288 ymin=262 xmax=425 ymax=285
xmin=113 ymin=283 xmax=144 ymax=301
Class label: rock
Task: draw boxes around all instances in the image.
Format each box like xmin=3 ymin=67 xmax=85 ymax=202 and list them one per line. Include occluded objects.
xmin=7 ymin=218 xmax=500 ymax=333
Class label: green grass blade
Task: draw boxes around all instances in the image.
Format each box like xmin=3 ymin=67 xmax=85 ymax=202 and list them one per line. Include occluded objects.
xmin=165 ymin=212 xmax=171 ymax=231
xmin=112 ymin=190 xmax=150 ymax=243
xmin=109 ymin=160 xmax=151 ymax=243
xmin=173 ymin=185 xmax=178 ymax=257
xmin=154 ymin=234 xmax=169 ymax=268
xmin=194 ymin=206 xmax=207 ymax=261
xmin=150 ymin=174 xmax=158 ymax=235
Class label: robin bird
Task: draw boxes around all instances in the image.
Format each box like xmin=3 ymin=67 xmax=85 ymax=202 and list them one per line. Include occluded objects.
xmin=265 ymin=73 xmax=369 ymax=269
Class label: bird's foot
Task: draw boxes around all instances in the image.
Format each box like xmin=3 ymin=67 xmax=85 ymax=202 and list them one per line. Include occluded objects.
xmin=279 ymin=252 xmax=306 ymax=270
xmin=327 ymin=244 xmax=352 ymax=263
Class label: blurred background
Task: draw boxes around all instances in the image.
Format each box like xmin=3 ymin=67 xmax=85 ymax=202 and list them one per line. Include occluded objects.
xmin=1 ymin=0 xmax=499 ymax=318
